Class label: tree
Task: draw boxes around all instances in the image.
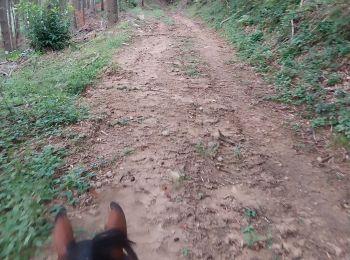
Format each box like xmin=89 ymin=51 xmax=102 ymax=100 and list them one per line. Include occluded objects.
xmin=0 ymin=0 xmax=14 ymax=51
xmin=14 ymin=0 xmax=20 ymax=47
xmin=106 ymin=0 xmax=118 ymax=25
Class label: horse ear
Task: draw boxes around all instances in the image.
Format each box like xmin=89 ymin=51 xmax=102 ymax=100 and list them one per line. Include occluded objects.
xmin=53 ymin=208 xmax=75 ymax=260
xmin=105 ymin=202 xmax=127 ymax=236
xmin=104 ymin=202 xmax=129 ymax=260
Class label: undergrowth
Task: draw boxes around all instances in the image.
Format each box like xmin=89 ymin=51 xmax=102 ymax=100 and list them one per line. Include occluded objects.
xmin=0 ymin=23 xmax=131 ymax=258
xmin=187 ymin=0 xmax=350 ymax=145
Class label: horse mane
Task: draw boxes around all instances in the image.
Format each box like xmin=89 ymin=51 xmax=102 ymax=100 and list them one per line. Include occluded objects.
xmin=91 ymin=228 xmax=138 ymax=260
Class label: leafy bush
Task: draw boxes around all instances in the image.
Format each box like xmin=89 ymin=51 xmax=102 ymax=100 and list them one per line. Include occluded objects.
xmin=19 ymin=0 xmax=71 ymax=51
xmin=120 ymin=0 xmax=139 ymax=11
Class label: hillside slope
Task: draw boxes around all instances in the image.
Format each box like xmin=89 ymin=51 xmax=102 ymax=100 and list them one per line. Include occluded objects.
xmin=187 ymin=0 xmax=350 ymax=145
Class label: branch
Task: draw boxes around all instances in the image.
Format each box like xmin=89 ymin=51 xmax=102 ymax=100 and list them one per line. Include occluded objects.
xmin=81 ymin=53 xmax=100 ymax=69
xmin=220 ymin=15 xmax=233 ymax=27
xmin=220 ymin=11 xmax=239 ymax=27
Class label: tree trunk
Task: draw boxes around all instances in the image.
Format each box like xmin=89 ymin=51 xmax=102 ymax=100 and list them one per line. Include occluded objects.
xmin=82 ymin=0 xmax=85 ymax=25
xmin=91 ymin=0 xmax=95 ymax=12
xmin=106 ymin=0 xmax=118 ymax=25
xmin=6 ymin=0 xmax=15 ymax=49
xmin=0 ymin=0 xmax=13 ymax=51
xmin=14 ymin=0 xmax=20 ymax=48
xmin=70 ymin=0 xmax=78 ymax=29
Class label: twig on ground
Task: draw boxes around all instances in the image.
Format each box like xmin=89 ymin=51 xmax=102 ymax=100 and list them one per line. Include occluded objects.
xmin=220 ymin=11 xmax=239 ymax=27
xmin=218 ymin=130 xmax=236 ymax=146
xmin=82 ymin=53 xmax=100 ymax=69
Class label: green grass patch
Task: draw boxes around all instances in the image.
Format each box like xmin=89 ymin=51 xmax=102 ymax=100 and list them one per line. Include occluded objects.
xmin=127 ymin=4 xmax=166 ymax=20
xmin=187 ymin=0 xmax=350 ymax=146
xmin=163 ymin=16 xmax=175 ymax=25
xmin=0 ymin=23 xmax=131 ymax=258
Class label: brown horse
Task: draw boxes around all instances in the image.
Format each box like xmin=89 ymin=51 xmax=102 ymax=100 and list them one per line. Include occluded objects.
xmin=53 ymin=202 xmax=138 ymax=260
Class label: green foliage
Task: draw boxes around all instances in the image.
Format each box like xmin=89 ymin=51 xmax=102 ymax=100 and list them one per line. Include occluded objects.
xmin=0 ymin=25 xmax=131 ymax=258
xmin=182 ymin=247 xmax=192 ymax=258
xmin=233 ymin=144 xmax=242 ymax=159
xmin=244 ymin=209 xmax=257 ymax=218
xmin=120 ymin=0 xmax=139 ymax=11
xmin=5 ymin=50 xmax=22 ymax=62
xmin=195 ymin=140 xmax=219 ymax=159
xmin=242 ymin=224 xmax=259 ymax=247
xmin=121 ymin=147 xmax=133 ymax=156
xmin=187 ymin=0 xmax=350 ymax=145
xmin=195 ymin=140 xmax=206 ymax=156
xmin=18 ymin=0 xmax=71 ymax=51
xmin=0 ymin=146 xmax=63 ymax=258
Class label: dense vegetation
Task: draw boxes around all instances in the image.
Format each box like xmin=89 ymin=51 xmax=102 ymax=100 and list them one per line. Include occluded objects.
xmin=187 ymin=0 xmax=350 ymax=144
xmin=0 ymin=22 xmax=131 ymax=259
xmin=18 ymin=0 xmax=72 ymax=50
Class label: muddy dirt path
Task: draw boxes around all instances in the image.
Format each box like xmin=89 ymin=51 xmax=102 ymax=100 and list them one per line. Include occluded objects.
xmin=55 ymin=12 xmax=350 ymax=260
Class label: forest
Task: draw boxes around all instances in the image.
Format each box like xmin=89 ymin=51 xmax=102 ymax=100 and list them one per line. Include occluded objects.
xmin=0 ymin=0 xmax=349 ymax=259
xmin=0 ymin=0 xmax=124 ymax=51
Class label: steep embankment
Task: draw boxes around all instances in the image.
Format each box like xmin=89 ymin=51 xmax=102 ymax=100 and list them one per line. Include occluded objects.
xmin=187 ymin=0 xmax=350 ymax=147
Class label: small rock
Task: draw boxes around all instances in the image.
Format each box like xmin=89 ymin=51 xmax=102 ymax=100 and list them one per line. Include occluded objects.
xmin=297 ymin=239 xmax=305 ymax=247
xmin=271 ymin=243 xmax=282 ymax=252
xmin=217 ymin=156 xmax=223 ymax=162
xmin=204 ymin=118 xmax=219 ymax=124
xmin=174 ymin=237 xmax=179 ymax=242
xmin=327 ymin=243 xmax=342 ymax=257
xmin=130 ymin=176 xmax=135 ymax=182
xmin=95 ymin=181 xmax=102 ymax=188
xmin=106 ymin=171 xmax=113 ymax=178
xmin=170 ymin=170 xmax=180 ymax=180
xmin=317 ymin=156 xmax=322 ymax=163
xmin=88 ymin=208 xmax=100 ymax=216
xmin=282 ymin=242 xmax=302 ymax=258
xmin=162 ymin=130 xmax=170 ymax=136
xmin=198 ymin=106 xmax=203 ymax=111
xmin=291 ymin=247 xmax=303 ymax=259
xmin=278 ymin=223 xmax=298 ymax=238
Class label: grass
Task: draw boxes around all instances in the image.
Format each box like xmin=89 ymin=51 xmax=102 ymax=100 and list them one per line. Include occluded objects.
xmin=127 ymin=5 xmax=165 ymax=19
xmin=242 ymin=224 xmax=260 ymax=248
xmin=175 ymin=38 xmax=203 ymax=78
xmin=163 ymin=16 xmax=175 ymax=25
xmin=187 ymin=0 xmax=350 ymax=147
xmin=182 ymin=247 xmax=192 ymax=258
xmin=232 ymin=144 xmax=242 ymax=160
xmin=195 ymin=140 xmax=220 ymax=159
xmin=0 ymin=22 xmax=131 ymax=259
xmin=121 ymin=147 xmax=133 ymax=156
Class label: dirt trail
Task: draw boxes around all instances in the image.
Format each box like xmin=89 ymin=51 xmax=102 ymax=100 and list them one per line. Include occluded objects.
xmin=53 ymin=12 xmax=350 ymax=259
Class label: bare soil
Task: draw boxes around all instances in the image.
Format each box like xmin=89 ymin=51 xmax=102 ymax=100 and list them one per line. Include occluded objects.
xmin=47 ymin=11 xmax=350 ymax=260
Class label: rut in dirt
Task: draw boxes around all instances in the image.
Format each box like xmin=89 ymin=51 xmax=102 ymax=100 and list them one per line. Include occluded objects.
xmin=60 ymin=12 xmax=350 ymax=260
